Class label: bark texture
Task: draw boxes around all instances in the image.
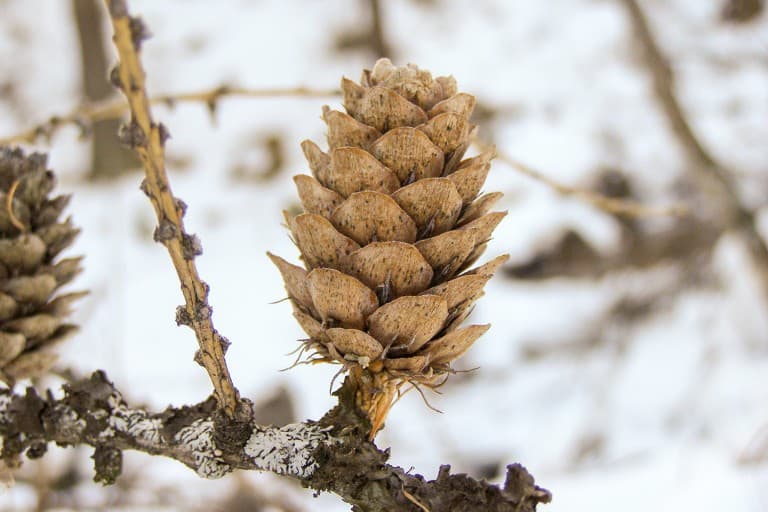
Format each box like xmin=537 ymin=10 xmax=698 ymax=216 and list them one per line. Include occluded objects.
xmin=0 ymin=372 xmax=550 ymax=511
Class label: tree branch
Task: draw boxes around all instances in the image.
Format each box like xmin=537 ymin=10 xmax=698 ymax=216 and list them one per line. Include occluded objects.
xmin=619 ymin=0 xmax=768 ymax=298
xmin=0 ymin=85 xmax=340 ymax=147
xmin=103 ymin=0 xmax=240 ymax=416
xmin=0 ymin=371 xmax=551 ymax=511
xmin=480 ymin=142 xmax=690 ymax=218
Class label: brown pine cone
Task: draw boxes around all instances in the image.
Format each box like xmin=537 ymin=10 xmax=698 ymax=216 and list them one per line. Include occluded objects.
xmin=270 ymin=59 xmax=507 ymax=436
xmin=0 ymin=148 xmax=84 ymax=386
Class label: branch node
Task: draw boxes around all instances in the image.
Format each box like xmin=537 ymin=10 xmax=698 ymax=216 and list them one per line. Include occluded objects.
xmin=175 ymin=305 xmax=192 ymax=326
xmin=153 ymin=219 xmax=177 ymax=244
xmin=93 ymin=445 xmax=123 ymax=485
xmin=139 ymin=178 xmax=150 ymax=197
xmin=107 ymin=0 xmax=128 ymax=18
xmin=217 ymin=334 xmax=231 ymax=354
xmin=504 ymin=463 xmax=552 ymax=506
xmin=195 ymin=301 xmax=212 ymax=322
xmin=117 ymin=120 xmax=146 ymax=148
xmin=157 ymin=122 xmax=171 ymax=145
xmin=128 ymin=16 xmax=150 ymax=50
xmin=212 ymin=399 xmax=252 ymax=453
xmin=181 ymin=232 xmax=203 ymax=259
xmin=25 ymin=441 xmax=47 ymax=460
xmin=174 ymin=197 xmax=187 ymax=217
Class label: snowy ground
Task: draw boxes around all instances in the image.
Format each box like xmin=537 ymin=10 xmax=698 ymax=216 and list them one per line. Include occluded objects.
xmin=0 ymin=0 xmax=767 ymax=510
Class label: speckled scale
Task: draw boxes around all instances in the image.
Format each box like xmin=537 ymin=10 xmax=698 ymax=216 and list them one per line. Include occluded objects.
xmin=368 ymin=127 xmax=444 ymax=184
xmin=366 ymin=294 xmax=448 ymax=354
xmin=458 ymin=192 xmax=504 ymax=226
xmin=326 ymin=147 xmax=400 ymax=197
xmin=330 ymin=191 xmax=417 ymax=245
xmin=287 ymin=213 xmax=360 ymax=270
xmin=428 ymin=93 xmax=476 ymax=119
xmin=344 ymin=241 xmax=433 ymax=298
xmin=343 ymin=79 xmax=428 ymax=132
xmin=418 ymin=112 xmax=472 ymax=154
xmin=423 ymin=324 xmax=490 ymax=364
xmin=415 ymin=230 xmax=476 ymax=280
xmin=326 ymin=328 xmax=383 ymax=360
xmin=293 ymin=175 xmax=343 ymax=219
xmin=323 ymin=107 xmax=381 ymax=150
xmin=392 ymin=178 xmax=463 ymax=237
xmin=307 ymin=268 xmax=378 ymax=330
xmin=267 ymin=252 xmax=314 ymax=311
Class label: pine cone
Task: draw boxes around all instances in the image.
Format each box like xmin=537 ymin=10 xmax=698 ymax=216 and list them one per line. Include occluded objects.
xmin=0 ymin=148 xmax=84 ymax=386
xmin=270 ymin=59 xmax=507 ymax=436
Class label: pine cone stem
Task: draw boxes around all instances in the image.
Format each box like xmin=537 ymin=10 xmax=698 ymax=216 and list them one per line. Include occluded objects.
xmin=104 ymin=0 xmax=240 ymax=418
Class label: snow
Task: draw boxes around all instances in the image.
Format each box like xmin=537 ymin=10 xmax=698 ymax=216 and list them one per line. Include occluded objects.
xmin=1 ymin=0 xmax=767 ymax=510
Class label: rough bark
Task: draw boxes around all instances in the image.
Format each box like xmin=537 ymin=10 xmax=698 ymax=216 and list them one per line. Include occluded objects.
xmin=0 ymin=371 xmax=550 ymax=511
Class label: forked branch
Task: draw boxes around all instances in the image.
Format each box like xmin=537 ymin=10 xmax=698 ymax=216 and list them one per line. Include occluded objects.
xmin=103 ymin=0 xmax=239 ymax=417
xmin=0 ymin=372 xmax=551 ymax=511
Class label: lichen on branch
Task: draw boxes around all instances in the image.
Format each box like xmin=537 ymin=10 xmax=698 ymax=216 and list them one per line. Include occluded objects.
xmin=0 ymin=372 xmax=551 ymax=511
xmin=0 ymin=371 xmax=332 ymax=481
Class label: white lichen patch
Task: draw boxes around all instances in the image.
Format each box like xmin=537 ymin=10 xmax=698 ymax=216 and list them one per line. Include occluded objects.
xmin=99 ymin=391 xmax=163 ymax=447
xmin=107 ymin=409 xmax=163 ymax=446
xmin=52 ymin=404 xmax=86 ymax=439
xmin=174 ymin=418 xmax=231 ymax=479
xmin=0 ymin=394 xmax=12 ymax=424
xmin=244 ymin=422 xmax=332 ymax=478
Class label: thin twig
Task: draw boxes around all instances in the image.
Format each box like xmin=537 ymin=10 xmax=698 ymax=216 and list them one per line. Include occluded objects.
xmin=0 ymin=85 xmax=340 ymax=146
xmin=402 ymin=483 xmax=431 ymax=512
xmin=104 ymin=0 xmax=239 ymax=417
xmin=619 ymin=0 xmax=768 ymax=299
xmin=479 ymin=141 xmax=690 ymax=218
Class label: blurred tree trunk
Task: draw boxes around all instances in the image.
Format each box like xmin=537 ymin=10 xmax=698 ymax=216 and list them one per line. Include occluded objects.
xmin=72 ymin=0 xmax=138 ymax=180
xmin=721 ymin=0 xmax=764 ymax=22
xmin=369 ymin=0 xmax=390 ymax=58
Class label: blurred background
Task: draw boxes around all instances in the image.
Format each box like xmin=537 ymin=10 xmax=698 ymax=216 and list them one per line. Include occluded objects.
xmin=0 ymin=0 xmax=767 ymax=510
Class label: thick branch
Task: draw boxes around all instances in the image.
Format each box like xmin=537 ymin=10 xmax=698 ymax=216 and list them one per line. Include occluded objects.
xmin=0 ymin=372 xmax=551 ymax=511
xmin=103 ymin=0 xmax=239 ymax=416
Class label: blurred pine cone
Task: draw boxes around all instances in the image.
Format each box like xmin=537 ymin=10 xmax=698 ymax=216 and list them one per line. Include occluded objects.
xmin=0 ymin=148 xmax=84 ymax=386
xmin=270 ymin=59 xmax=507 ymax=435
